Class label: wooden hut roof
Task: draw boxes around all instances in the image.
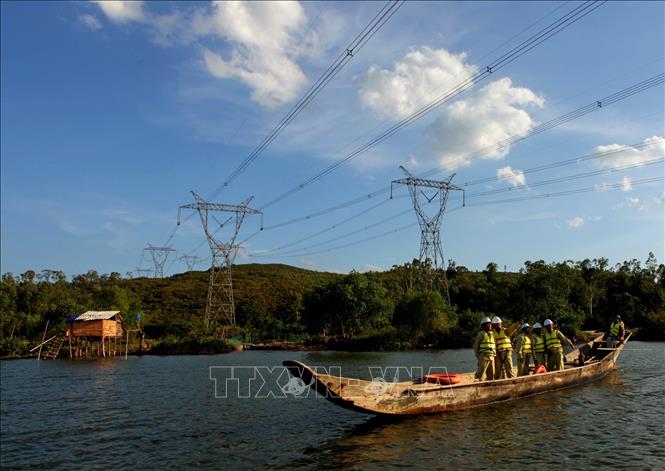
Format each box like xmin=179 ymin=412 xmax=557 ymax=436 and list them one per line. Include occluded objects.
xmin=76 ymin=311 xmax=121 ymax=321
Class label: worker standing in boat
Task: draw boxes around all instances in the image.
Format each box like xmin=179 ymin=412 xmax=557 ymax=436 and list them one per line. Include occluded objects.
xmin=543 ymin=319 xmax=574 ymax=371
xmin=531 ymin=322 xmax=547 ymax=369
xmin=473 ymin=317 xmax=495 ymax=382
xmin=492 ymin=316 xmax=519 ymax=379
xmin=514 ymin=323 xmax=533 ymax=376
xmin=606 ymin=315 xmax=625 ymax=348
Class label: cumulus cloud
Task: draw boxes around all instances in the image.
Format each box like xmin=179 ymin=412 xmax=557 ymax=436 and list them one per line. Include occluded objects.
xmin=621 ymin=176 xmax=632 ymax=192
xmin=79 ymin=14 xmax=102 ymax=31
xmin=592 ymin=136 xmax=664 ymax=168
xmin=615 ymin=196 xmax=646 ymax=211
xmin=95 ymin=1 xmax=144 ymax=23
xmin=496 ymin=166 xmax=526 ymax=187
xmin=200 ymin=2 xmax=312 ymax=107
xmin=421 ymin=78 xmax=544 ymax=169
xmin=653 ymin=193 xmax=665 ymax=206
xmin=567 ymin=216 xmax=585 ymax=229
xmin=358 ymin=47 xmax=478 ymax=120
xmin=92 ymin=1 xmax=314 ymax=108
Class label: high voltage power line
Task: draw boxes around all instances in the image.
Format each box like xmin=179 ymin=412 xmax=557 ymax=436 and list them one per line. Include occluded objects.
xmin=248 ymin=157 xmax=664 ymax=258
xmin=209 ymin=0 xmax=405 ymax=200
xmin=248 ymin=176 xmax=664 ymax=259
xmin=257 ymin=0 xmax=608 ymax=210
xmin=235 ymin=73 xmax=664 ymax=246
xmin=153 ymin=1 xmax=665 ymax=275
xmin=160 ymin=0 xmax=405 ymax=249
xmin=153 ymin=0 xmax=607 ymax=267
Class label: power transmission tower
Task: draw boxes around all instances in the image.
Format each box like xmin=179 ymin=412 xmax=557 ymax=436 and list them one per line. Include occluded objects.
xmin=134 ymin=267 xmax=153 ymax=278
xmin=180 ymin=255 xmax=202 ymax=272
xmin=391 ymin=166 xmax=464 ymax=304
xmin=143 ymin=244 xmax=176 ymax=278
xmin=178 ymin=191 xmax=262 ymax=335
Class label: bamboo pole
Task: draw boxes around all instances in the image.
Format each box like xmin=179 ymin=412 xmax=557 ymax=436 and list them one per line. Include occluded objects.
xmin=68 ymin=328 xmax=73 ymax=359
xmin=37 ymin=320 xmax=49 ymax=360
xmin=29 ymin=335 xmax=57 ymax=353
xmin=125 ymin=330 xmax=129 ymax=359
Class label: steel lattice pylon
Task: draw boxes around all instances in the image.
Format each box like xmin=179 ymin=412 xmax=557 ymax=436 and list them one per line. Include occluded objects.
xmin=134 ymin=267 xmax=154 ymax=278
xmin=178 ymin=191 xmax=262 ymax=334
xmin=143 ymin=244 xmax=176 ymax=278
xmin=180 ymin=255 xmax=202 ymax=272
xmin=391 ymin=166 xmax=464 ymax=303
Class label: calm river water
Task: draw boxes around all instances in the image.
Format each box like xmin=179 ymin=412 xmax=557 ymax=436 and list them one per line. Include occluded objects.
xmin=1 ymin=342 xmax=663 ymax=470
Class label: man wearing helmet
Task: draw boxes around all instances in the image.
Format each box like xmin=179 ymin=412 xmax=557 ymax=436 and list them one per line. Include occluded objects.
xmin=514 ymin=323 xmax=534 ymax=376
xmin=606 ymin=315 xmax=625 ymax=348
xmin=491 ymin=315 xmax=520 ymax=379
xmin=531 ymin=322 xmax=547 ymax=369
xmin=472 ymin=316 xmax=495 ymax=381
xmin=543 ymin=319 xmax=574 ymax=371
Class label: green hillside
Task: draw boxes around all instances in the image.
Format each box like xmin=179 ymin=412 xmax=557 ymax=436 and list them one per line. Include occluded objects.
xmin=1 ymin=255 xmax=664 ymax=356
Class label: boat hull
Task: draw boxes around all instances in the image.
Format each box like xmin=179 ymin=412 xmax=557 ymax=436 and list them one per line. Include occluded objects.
xmin=283 ymin=334 xmax=628 ymax=416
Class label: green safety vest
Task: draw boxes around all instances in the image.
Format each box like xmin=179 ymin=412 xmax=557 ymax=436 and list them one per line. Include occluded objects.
xmin=495 ymin=329 xmax=512 ymax=351
xmin=479 ymin=330 xmax=495 ymax=355
xmin=610 ymin=321 xmax=621 ymax=337
xmin=519 ymin=333 xmax=532 ymax=354
xmin=533 ymin=334 xmax=546 ymax=353
xmin=545 ymin=330 xmax=562 ymax=351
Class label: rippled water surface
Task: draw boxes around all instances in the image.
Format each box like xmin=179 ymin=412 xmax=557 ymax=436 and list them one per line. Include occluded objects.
xmin=2 ymin=342 xmax=664 ymax=469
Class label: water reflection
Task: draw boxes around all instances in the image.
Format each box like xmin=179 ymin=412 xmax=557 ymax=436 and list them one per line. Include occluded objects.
xmin=1 ymin=343 xmax=663 ymax=470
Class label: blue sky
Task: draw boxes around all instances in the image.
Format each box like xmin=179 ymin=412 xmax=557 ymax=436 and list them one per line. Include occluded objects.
xmin=1 ymin=0 xmax=664 ymax=277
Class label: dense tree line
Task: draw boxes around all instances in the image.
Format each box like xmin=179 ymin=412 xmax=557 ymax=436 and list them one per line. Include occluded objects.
xmin=1 ymin=255 xmax=663 ymax=355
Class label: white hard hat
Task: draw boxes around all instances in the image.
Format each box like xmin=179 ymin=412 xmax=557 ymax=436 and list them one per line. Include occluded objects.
xmin=533 ymin=322 xmax=542 ymax=329
xmin=543 ymin=319 xmax=553 ymax=327
xmin=492 ymin=315 xmax=502 ymax=324
xmin=480 ymin=316 xmax=491 ymax=325
xmin=521 ymin=323 xmax=530 ymax=329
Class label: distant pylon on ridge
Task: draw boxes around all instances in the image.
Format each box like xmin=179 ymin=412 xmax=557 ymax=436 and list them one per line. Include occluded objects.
xmin=391 ymin=165 xmax=464 ymax=304
xmin=143 ymin=244 xmax=176 ymax=279
xmin=180 ymin=255 xmax=202 ymax=272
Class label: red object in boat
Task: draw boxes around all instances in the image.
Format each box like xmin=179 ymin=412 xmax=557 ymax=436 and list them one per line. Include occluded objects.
xmin=424 ymin=373 xmax=462 ymax=385
xmin=534 ymin=365 xmax=547 ymax=374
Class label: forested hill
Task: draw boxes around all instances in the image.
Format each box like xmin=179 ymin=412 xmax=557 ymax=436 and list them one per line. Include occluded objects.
xmin=2 ymin=256 xmax=664 ymax=355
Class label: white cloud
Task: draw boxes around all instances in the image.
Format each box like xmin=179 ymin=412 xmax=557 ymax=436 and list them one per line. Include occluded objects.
xmin=358 ymin=47 xmax=478 ymax=120
xmin=95 ymin=1 xmax=144 ymax=23
xmin=200 ymin=2 xmax=313 ymax=107
xmin=615 ymin=196 xmax=647 ymax=211
xmin=653 ymin=193 xmax=665 ymax=206
xmin=496 ymin=166 xmax=526 ymax=187
xmin=93 ymin=1 xmax=314 ymax=108
xmin=592 ymin=136 xmax=664 ymax=168
xmin=421 ymin=78 xmax=544 ymax=170
xmin=79 ymin=14 xmax=102 ymax=31
xmin=566 ymin=216 xmax=585 ymax=229
xmin=621 ymin=176 xmax=632 ymax=192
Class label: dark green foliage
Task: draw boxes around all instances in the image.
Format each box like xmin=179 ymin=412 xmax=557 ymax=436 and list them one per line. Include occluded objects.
xmin=639 ymin=312 xmax=665 ymax=340
xmin=148 ymin=336 xmax=234 ymax=355
xmin=301 ymin=272 xmax=393 ymax=338
xmin=1 ymin=254 xmax=663 ymax=354
xmin=393 ymin=291 xmax=452 ymax=343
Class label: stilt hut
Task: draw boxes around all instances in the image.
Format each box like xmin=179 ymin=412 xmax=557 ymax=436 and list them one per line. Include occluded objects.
xmin=67 ymin=311 xmax=124 ymax=358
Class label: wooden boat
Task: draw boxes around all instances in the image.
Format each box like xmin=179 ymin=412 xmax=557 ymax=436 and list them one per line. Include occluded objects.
xmin=283 ymin=333 xmax=630 ymax=416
